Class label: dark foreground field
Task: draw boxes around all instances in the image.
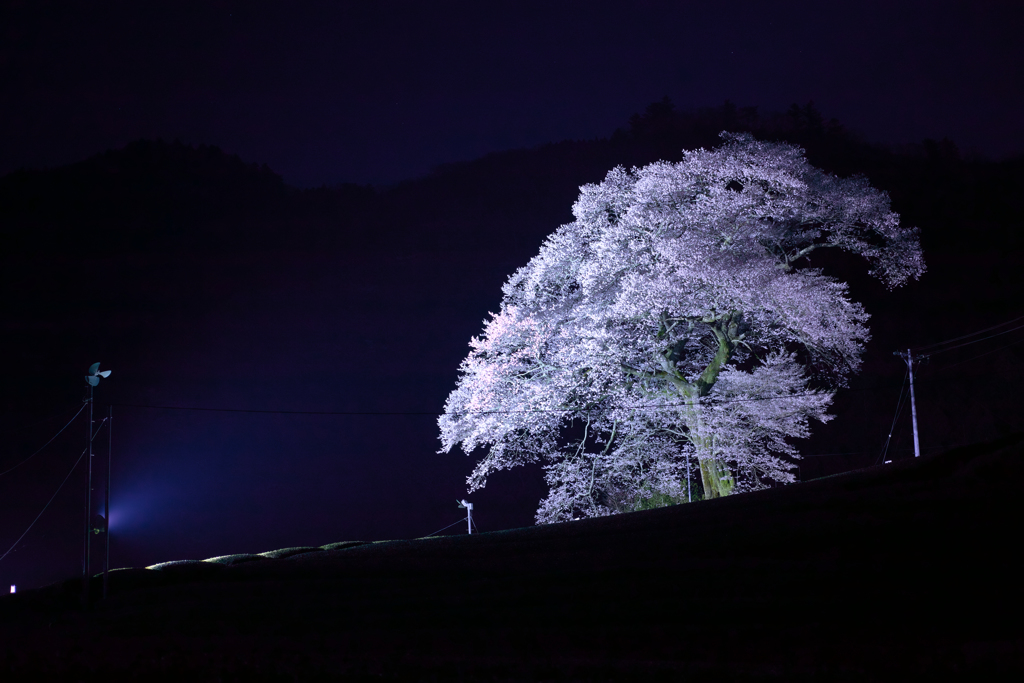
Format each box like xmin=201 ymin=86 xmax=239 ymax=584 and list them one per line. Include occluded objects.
xmin=2 ymin=436 xmax=1023 ymax=682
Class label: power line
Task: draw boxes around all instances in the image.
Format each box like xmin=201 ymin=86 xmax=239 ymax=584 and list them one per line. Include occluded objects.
xmin=919 ymin=322 xmax=1024 ymax=357
xmin=114 ymin=403 xmax=440 ymax=416
xmin=924 ymin=322 xmax=1024 ymax=356
xmin=0 ymin=405 xmax=81 ymax=436
xmin=877 ymin=369 xmax=909 ymax=465
xmin=801 ymin=450 xmax=869 ymax=458
xmin=914 ymin=313 xmax=1024 ymax=354
xmin=421 ymin=520 xmax=466 ymax=536
xmin=109 ymin=379 xmax=902 ymax=418
xmin=114 ymin=386 xmax=874 ymax=418
xmin=99 ymin=321 xmax=1024 ymax=421
xmin=919 ymin=336 xmax=1024 ymax=377
xmin=0 ymin=403 xmax=87 ymax=477
xmin=0 ymin=447 xmax=87 ymax=564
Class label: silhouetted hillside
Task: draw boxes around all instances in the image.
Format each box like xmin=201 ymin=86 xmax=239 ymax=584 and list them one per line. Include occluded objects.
xmin=374 ymin=98 xmax=1024 ymax=258
xmin=4 ymin=103 xmax=1022 ymax=259
xmin=0 ymin=139 xmax=375 ymax=253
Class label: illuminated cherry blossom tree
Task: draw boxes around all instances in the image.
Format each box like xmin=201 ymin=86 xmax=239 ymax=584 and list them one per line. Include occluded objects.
xmin=439 ymin=133 xmax=925 ymax=523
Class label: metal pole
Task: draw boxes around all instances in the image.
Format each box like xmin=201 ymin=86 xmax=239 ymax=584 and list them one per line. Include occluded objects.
xmin=907 ymin=349 xmax=921 ymax=458
xmin=686 ymin=452 xmax=691 ymax=503
xmin=895 ymin=349 xmax=922 ymax=459
xmin=466 ymin=502 xmax=473 ymax=534
xmin=82 ymin=384 xmax=93 ymax=606
xmin=103 ymin=404 xmax=111 ymax=600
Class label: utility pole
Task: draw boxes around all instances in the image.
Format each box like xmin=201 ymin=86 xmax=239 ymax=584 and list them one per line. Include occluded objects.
xmin=82 ymin=379 xmax=93 ymax=605
xmin=894 ymin=349 xmax=923 ymax=458
xmin=103 ymin=404 xmax=112 ymax=600
xmin=83 ymin=363 xmax=111 ymax=606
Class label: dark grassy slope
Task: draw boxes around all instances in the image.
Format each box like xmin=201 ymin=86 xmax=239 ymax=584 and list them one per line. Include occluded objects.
xmin=3 ymin=435 xmax=1022 ymax=681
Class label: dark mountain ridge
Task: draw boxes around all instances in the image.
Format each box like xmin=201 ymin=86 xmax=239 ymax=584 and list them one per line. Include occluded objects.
xmin=4 ymin=100 xmax=1022 ymax=259
xmin=0 ymin=138 xmax=374 ymax=253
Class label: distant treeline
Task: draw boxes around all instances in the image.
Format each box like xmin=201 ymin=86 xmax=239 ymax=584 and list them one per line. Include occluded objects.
xmin=2 ymin=99 xmax=1022 ymax=257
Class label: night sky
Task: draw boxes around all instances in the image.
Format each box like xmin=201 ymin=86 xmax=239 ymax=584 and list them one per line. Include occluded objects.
xmin=4 ymin=0 xmax=1023 ymax=186
xmin=2 ymin=0 xmax=1023 ymax=591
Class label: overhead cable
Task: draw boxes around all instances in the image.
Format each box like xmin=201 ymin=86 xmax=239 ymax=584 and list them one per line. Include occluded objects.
xmin=877 ymin=369 xmax=909 ymax=465
xmin=0 ymin=403 xmax=87 ymax=477
xmin=914 ymin=313 xmax=1024 ymax=354
xmin=423 ymin=518 xmax=469 ymax=537
xmin=0 ymin=447 xmax=87 ymax=564
xmin=919 ymin=336 xmax=1024 ymax=376
xmin=113 ymin=385 xmax=882 ymax=417
xmin=102 ymin=312 xmax=1024 ymax=419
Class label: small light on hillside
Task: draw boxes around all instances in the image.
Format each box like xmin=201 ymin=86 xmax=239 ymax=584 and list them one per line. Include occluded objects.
xmin=9 ymin=585 xmax=14 ymax=594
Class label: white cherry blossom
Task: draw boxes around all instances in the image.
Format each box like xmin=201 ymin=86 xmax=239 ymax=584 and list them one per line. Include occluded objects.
xmin=440 ymin=133 xmax=925 ymax=523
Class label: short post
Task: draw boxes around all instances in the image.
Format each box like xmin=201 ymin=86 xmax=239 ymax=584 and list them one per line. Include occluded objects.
xmin=458 ymin=499 xmax=474 ymax=534
xmin=686 ymin=452 xmax=691 ymax=503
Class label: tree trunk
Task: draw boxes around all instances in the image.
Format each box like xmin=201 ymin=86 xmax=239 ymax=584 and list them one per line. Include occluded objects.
xmin=699 ymin=457 xmax=734 ymax=499
xmin=667 ymin=312 xmax=744 ymax=500
xmin=684 ymin=403 xmax=735 ymax=500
